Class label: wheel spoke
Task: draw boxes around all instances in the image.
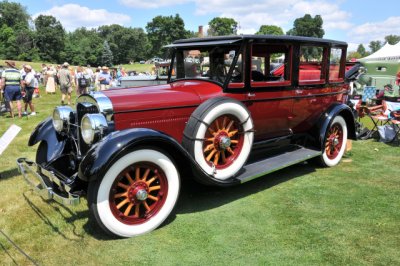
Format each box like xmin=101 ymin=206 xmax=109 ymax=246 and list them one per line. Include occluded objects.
xmin=208 ymin=127 xmax=215 ymax=135
xmin=226 ymin=120 xmax=234 ymax=132
xmin=221 ymin=150 xmax=226 ymax=163
xmin=228 ymin=130 xmax=238 ymax=137
xmin=143 ymin=202 xmax=151 ymax=212
xmin=124 ymin=203 xmax=134 ymax=216
xmin=148 ymin=195 xmax=158 ymax=201
xmin=135 ymin=167 xmax=140 ymax=181
xmin=215 ymin=119 xmax=220 ymax=130
xmin=230 ymin=140 xmax=238 ymax=144
xmin=116 ymin=198 xmax=130 ymax=209
xmin=213 ymin=151 xmax=220 ymax=165
xmin=134 ymin=203 xmax=140 ymax=218
xmin=117 ymin=182 xmax=129 ymax=190
xmin=222 ymin=117 xmax=227 ymax=129
xmin=141 ymin=168 xmax=150 ymax=181
xmin=114 ymin=192 xmax=128 ymax=198
xmin=125 ymin=172 xmax=134 ymax=184
xmin=204 ymin=143 xmax=214 ymax=152
xmin=149 ymin=185 xmax=161 ymax=192
xmin=206 ymin=149 xmax=217 ymax=161
xmin=227 ymin=147 xmax=234 ymax=155
xmin=146 ymin=176 xmax=156 ymax=186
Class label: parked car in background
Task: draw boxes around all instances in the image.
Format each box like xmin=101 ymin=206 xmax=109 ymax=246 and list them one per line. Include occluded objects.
xmin=18 ymin=35 xmax=355 ymax=238
xmin=118 ymin=62 xmax=170 ymax=87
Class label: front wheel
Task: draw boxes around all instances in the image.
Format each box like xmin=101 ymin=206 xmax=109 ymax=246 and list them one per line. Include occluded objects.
xmin=319 ymin=115 xmax=348 ymax=167
xmin=88 ymin=149 xmax=180 ymax=238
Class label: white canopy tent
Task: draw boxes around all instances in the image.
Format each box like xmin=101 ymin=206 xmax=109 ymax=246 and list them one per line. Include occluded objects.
xmin=359 ymin=42 xmax=400 ymax=62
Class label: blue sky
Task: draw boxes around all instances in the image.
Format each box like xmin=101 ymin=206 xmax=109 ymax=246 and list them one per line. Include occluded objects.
xmin=17 ymin=0 xmax=400 ymax=51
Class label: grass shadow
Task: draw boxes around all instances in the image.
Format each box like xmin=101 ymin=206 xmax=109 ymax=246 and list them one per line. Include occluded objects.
xmin=176 ymin=162 xmax=317 ymax=215
xmin=0 ymin=168 xmax=20 ymax=181
xmin=22 ymin=191 xmax=86 ymax=241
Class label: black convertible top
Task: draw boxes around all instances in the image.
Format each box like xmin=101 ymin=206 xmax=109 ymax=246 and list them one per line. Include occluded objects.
xmin=168 ymin=35 xmax=347 ymax=47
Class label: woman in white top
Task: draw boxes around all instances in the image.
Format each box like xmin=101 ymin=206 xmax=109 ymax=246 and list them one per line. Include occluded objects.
xmin=45 ymin=66 xmax=56 ymax=94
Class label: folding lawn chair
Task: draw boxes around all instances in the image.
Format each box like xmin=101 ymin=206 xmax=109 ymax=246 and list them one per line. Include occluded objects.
xmin=360 ymin=97 xmax=400 ymax=140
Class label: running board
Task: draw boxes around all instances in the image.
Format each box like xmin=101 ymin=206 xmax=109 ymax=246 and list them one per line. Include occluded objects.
xmin=235 ymin=147 xmax=322 ymax=184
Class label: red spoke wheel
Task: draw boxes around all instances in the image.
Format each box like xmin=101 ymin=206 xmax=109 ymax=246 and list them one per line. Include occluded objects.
xmin=109 ymin=163 xmax=168 ymax=225
xmin=88 ymin=149 xmax=180 ymax=238
xmin=320 ymin=115 xmax=348 ymax=167
xmin=183 ymin=97 xmax=254 ymax=180
xmin=202 ymin=115 xmax=244 ymax=169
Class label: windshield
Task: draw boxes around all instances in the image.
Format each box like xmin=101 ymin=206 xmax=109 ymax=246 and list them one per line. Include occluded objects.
xmin=170 ymin=45 xmax=242 ymax=84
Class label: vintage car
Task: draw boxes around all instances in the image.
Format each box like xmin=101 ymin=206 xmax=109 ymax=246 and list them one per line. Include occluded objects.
xmin=17 ymin=35 xmax=355 ymax=238
xmin=118 ymin=62 xmax=170 ymax=88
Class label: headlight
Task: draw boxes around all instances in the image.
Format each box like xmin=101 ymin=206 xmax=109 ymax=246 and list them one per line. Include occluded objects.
xmin=81 ymin=114 xmax=108 ymax=145
xmin=53 ymin=106 xmax=74 ymax=133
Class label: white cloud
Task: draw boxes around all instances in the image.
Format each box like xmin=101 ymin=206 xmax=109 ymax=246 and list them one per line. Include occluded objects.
xmin=349 ymin=16 xmax=400 ymax=44
xmin=120 ymin=0 xmax=190 ymax=8
xmin=192 ymin=0 xmax=352 ymax=34
xmin=33 ymin=4 xmax=131 ymax=31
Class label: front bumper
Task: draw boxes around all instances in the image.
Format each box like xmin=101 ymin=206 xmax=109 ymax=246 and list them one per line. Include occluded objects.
xmin=17 ymin=158 xmax=80 ymax=205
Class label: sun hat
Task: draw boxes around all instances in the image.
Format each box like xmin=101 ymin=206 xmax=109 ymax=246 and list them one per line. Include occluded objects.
xmin=5 ymin=61 xmax=16 ymax=68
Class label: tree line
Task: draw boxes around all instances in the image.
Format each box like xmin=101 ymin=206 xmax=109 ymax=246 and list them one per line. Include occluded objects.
xmin=1 ymin=1 xmax=397 ymax=65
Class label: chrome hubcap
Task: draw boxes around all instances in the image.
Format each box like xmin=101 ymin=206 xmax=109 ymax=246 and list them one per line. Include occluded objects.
xmin=136 ymin=189 xmax=148 ymax=201
xmin=219 ymin=136 xmax=231 ymax=150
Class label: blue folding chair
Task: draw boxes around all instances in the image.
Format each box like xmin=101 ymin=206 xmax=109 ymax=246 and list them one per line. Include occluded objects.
xmin=362 ymin=86 xmax=376 ymax=103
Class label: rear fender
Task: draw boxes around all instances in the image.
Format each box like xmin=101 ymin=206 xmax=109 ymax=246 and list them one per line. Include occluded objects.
xmin=78 ymin=128 xmax=239 ymax=186
xmin=316 ymin=103 xmax=356 ymax=150
xmin=28 ymin=117 xmax=66 ymax=162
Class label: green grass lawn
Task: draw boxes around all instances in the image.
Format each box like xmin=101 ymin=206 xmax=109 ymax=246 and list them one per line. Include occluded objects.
xmin=0 ymin=89 xmax=399 ymax=265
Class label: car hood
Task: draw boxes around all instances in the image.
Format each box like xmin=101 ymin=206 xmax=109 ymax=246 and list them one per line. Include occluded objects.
xmin=102 ymin=80 xmax=220 ymax=113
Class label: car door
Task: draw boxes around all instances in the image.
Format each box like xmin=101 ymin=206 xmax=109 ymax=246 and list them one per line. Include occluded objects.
xmin=245 ymin=43 xmax=294 ymax=141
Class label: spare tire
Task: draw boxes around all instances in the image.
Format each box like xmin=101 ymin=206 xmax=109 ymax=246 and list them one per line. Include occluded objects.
xmin=183 ymin=97 xmax=254 ymax=180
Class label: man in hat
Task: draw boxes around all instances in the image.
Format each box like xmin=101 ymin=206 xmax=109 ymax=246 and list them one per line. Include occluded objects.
xmin=58 ymin=62 xmax=72 ymax=105
xmin=98 ymin=66 xmax=112 ymax=90
xmin=22 ymin=65 xmax=36 ymax=116
xmin=0 ymin=61 xmax=22 ymax=118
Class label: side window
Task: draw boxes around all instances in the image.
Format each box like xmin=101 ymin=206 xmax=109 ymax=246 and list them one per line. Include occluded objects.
xmin=250 ymin=44 xmax=292 ymax=87
xmin=299 ymin=45 xmax=326 ymax=84
xmin=329 ymin=48 xmax=344 ymax=82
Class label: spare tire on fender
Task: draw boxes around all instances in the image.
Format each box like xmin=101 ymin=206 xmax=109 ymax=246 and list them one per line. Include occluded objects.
xmin=183 ymin=97 xmax=254 ymax=180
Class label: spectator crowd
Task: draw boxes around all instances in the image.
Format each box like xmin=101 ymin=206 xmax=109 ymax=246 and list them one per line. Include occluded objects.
xmin=0 ymin=61 xmax=127 ymax=118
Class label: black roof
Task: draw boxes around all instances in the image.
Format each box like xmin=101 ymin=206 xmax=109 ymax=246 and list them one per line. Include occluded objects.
xmin=170 ymin=35 xmax=347 ymax=47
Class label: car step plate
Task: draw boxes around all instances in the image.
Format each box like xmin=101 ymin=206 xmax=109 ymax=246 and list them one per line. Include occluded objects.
xmin=236 ymin=147 xmax=322 ymax=183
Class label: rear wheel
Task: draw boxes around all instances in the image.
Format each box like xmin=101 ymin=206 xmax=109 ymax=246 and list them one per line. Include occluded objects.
xmin=88 ymin=149 xmax=180 ymax=238
xmin=319 ymin=115 xmax=347 ymax=167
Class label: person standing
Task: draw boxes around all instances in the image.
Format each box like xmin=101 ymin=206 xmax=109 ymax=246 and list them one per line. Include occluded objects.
xmin=22 ymin=65 xmax=36 ymax=116
xmin=45 ymin=66 xmax=56 ymax=94
xmin=0 ymin=61 xmax=22 ymax=118
xmin=58 ymin=62 xmax=72 ymax=105
xmin=75 ymin=66 xmax=90 ymax=96
xmin=98 ymin=66 xmax=112 ymax=90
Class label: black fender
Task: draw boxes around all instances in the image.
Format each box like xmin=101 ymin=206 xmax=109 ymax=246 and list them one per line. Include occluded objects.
xmin=28 ymin=117 xmax=66 ymax=162
xmin=315 ymin=103 xmax=356 ymax=150
xmin=78 ymin=128 xmax=240 ymax=186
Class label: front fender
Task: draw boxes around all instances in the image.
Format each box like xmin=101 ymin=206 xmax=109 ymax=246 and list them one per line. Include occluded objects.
xmin=78 ymin=128 xmax=240 ymax=186
xmin=316 ymin=103 xmax=356 ymax=150
xmin=28 ymin=117 xmax=66 ymax=162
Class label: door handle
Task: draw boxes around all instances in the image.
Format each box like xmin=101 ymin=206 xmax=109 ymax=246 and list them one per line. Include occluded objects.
xmin=248 ymin=92 xmax=255 ymax=97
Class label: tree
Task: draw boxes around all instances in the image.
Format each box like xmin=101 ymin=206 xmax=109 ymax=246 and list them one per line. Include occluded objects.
xmin=256 ymin=25 xmax=284 ymax=35
xmin=384 ymin=34 xmax=400 ymax=45
xmin=356 ymin=44 xmax=366 ymax=57
xmin=369 ymin=40 xmax=382 ymax=53
xmin=146 ymin=14 xmax=190 ymax=58
xmin=286 ymin=14 xmax=325 ymax=38
xmin=34 ymin=15 xmax=66 ymax=63
xmin=347 ymin=51 xmax=362 ymax=60
xmin=0 ymin=1 xmax=30 ymax=30
xmin=208 ymin=17 xmax=238 ymax=36
xmin=98 ymin=25 xmax=149 ymax=64
xmin=101 ymin=40 xmax=113 ymax=66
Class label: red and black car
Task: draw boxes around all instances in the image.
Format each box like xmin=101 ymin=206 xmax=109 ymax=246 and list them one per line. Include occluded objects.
xmin=18 ymin=35 xmax=355 ymax=238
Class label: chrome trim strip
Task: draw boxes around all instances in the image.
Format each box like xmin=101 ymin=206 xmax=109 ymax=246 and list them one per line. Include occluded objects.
xmin=16 ymin=158 xmax=80 ymax=205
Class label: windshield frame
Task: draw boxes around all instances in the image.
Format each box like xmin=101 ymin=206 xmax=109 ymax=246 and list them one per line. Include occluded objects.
xmin=167 ymin=42 xmax=244 ymax=89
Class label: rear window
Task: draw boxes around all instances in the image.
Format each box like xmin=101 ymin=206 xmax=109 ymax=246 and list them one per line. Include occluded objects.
xmin=299 ymin=45 xmax=326 ymax=84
